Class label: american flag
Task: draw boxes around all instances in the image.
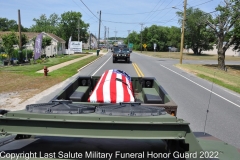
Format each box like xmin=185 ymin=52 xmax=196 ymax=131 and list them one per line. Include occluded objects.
xmin=88 ymin=69 xmax=135 ymax=103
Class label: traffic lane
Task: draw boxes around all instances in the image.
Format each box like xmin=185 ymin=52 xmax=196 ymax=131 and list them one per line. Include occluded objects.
xmin=92 ymin=55 xmax=139 ymax=77
xmin=133 ymin=52 xmax=240 ymax=106
xmin=131 ymin=52 xmax=217 ymax=127
xmin=131 ymin=52 xmax=240 ymax=149
xmin=78 ymin=51 xmax=112 ymax=76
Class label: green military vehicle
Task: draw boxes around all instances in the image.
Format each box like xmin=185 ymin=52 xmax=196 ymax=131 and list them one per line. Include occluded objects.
xmin=0 ymin=74 xmax=239 ymax=159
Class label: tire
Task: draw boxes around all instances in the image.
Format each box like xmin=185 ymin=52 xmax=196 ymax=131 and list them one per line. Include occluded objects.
xmin=127 ymin=58 xmax=130 ymax=63
xmin=113 ymin=58 xmax=115 ymax=63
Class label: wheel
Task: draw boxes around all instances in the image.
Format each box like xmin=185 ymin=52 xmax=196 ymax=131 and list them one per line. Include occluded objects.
xmin=113 ymin=58 xmax=115 ymax=63
xmin=127 ymin=58 xmax=130 ymax=63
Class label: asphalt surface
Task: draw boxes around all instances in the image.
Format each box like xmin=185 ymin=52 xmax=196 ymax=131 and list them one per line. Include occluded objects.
xmin=1 ymin=51 xmax=240 ymax=158
xmin=79 ymin=51 xmax=240 ymax=149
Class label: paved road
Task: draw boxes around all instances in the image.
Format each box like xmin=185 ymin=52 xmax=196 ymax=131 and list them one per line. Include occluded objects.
xmin=79 ymin=51 xmax=240 ymax=149
xmin=1 ymin=51 xmax=240 ymax=157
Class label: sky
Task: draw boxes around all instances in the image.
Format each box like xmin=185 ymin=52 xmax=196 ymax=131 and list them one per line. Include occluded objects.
xmin=0 ymin=0 xmax=223 ymax=39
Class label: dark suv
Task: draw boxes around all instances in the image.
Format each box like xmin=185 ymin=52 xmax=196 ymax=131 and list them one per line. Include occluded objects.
xmin=112 ymin=48 xmax=131 ymax=63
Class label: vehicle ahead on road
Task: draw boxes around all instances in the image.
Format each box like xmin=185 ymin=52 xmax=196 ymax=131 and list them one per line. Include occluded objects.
xmin=112 ymin=48 xmax=131 ymax=63
xmin=0 ymin=70 xmax=239 ymax=159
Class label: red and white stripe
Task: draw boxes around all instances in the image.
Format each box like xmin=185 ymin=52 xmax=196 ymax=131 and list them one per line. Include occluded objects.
xmin=88 ymin=70 xmax=134 ymax=103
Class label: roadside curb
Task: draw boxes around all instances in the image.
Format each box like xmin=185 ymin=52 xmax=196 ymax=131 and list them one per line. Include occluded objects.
xmin=77 ymin=54 xmax=105 ymax=72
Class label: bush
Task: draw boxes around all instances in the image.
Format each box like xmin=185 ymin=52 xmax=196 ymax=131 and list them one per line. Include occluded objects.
xmin=36 ymin=59 xmax=42 ymax=64
xmin=12 ymin=49 xmax=33 ymax=62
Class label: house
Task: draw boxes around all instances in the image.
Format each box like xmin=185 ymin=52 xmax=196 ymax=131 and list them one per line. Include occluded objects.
xmin=82 ymin=33 xmax=98 ymax=49
xmin=0 ymin=31 xmax=66 ymax=57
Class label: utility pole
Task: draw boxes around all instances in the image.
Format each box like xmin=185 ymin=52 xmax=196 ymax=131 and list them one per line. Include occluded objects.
xmin=104 ymin=26 xmax=106 ymax=47
xmin=98 ymin=10 xmax=101 ymax=49
xmin=18 ymin=10 xmax=22 ymax=61
xmin=114 ymin=30 xmax=117 ymax=42
xmin=180 ymin=0 xmax=187 ymax=64
xmin=89 ymin=31 xmax=91 ymax=50
xmin=140 ymin=23 xmax=144 ymax=53
xmin=127 ymin=30 xmax=131 ymax=47
xmin=78 ymin=19 xmax=79 ymax=41
xmin=107 ymin=27 xmax=109 ymax=49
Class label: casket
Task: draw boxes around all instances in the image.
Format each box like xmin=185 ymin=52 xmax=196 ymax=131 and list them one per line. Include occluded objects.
xmin=88 ymin=69 xmax=135 ymax=103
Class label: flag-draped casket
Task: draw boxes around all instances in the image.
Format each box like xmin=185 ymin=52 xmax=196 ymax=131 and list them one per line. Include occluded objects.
xmin=88 ymin=69 xmax=135 ymax=103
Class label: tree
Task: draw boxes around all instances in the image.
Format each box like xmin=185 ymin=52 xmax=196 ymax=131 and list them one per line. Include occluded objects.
xmin=166 ymin=26 xmax=181 ymax=49
xmin=125 ymin=26 xmax=181 ymax=51
xmin=124 ymin=31 xmax=140 ymax=50
xmin=21 ymin=34 xmax=28 ymax=49
xmin=59 ymin=11 xmax=89 ymax=48
xmin=0 ymin=17 xmax=28 ymax=32
xmin=206 ymin=0 xmax=240 ymax=70
xmin=176 ymin=7 xmax=215 ymax=55
xmin=1 ymin=32 xmax=18 ymax=65
xmin=30 ymin=13 xmax=60 ymax=34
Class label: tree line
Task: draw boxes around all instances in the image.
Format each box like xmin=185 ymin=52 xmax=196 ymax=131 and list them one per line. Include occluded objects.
xmin=125 ymin=26 xmax=181 ymax=51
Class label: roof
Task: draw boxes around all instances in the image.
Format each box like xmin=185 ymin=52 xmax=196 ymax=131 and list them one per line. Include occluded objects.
xmin=0 ymin=31 xmax=65 ymax=43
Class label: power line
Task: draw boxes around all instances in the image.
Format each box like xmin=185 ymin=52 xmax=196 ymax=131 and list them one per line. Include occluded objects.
xmin=142 ymin=0 xmax=164 ymax=22
xmin=146 ymin=0 xmax=174 ymax=23
xmin=188 ymin=0 xmax=213 ymax=8
xmin=72 ymin=0 xmax=92 ymax=18
xmin=79 ymin=0 xmax=99 ymax=20
xmin=102 ymin=6 xmax=178 ymax=15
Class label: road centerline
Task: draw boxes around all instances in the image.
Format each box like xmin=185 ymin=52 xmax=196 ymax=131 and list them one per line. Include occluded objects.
xmin=132 ymin=63 xmax=144 ymax=77
xmin=160 ymin=64 xmax=240 ymax=108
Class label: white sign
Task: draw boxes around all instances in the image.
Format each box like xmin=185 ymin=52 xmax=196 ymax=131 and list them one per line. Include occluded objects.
xmin=70 ymin=41 xmax=82 ymax=52
xmin=154 ymin=43 xmax=157 ymax=49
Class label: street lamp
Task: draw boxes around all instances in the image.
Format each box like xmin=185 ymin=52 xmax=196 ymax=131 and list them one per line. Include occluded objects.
xmin=172 ymin=0 xmax=187 ymax=64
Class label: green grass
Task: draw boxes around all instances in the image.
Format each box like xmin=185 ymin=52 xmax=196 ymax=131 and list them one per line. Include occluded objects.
xmin=198 ymin=74 xmax=240 ymax=93
xmin=0 ymin=55 xmax=101 ymax=102
xmin=0 ymin=54 xmax=85 ymax=76
xmin=176 ymin=64 xmax=240 ymax=94
xmin=48 ymin=56 xmax=100 ymax=78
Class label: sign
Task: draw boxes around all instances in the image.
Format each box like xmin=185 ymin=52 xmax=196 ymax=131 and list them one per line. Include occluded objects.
xmin=70 ymin=41 xmax=82 ymax=52
xmin=154 ymin=43 xmax=157 ymax=49
xmin=143 ymin=44 xmax=147 ymax=48
xmin=68 ymin=36 xmax=72 ymax=49
xmin=34 ymin=33 xmax=43 ymax=60
xmin=128 ymin=43 xmax=133 ymax=48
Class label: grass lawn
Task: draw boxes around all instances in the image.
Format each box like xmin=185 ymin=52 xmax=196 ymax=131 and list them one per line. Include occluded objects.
xmin=0 ymin=54 xmax=85 ymax=76
xmin=0 ymin=55 xmax=100 ymax=107
xmin=176 ymin=64 xmax=240 ymax=94
xmin=135 ymin=51 xmax=240 ymax=61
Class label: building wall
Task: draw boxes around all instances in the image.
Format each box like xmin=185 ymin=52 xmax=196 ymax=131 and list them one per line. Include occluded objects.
xmin=26 ymin=33 xmax=66 ymax=56
xmin=82 ymin=34 xmax=98 ymax=49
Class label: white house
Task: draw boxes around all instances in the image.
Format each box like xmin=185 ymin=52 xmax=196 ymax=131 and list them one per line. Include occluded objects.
xmin=0 ymin=31 xmax=66 ymax=57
